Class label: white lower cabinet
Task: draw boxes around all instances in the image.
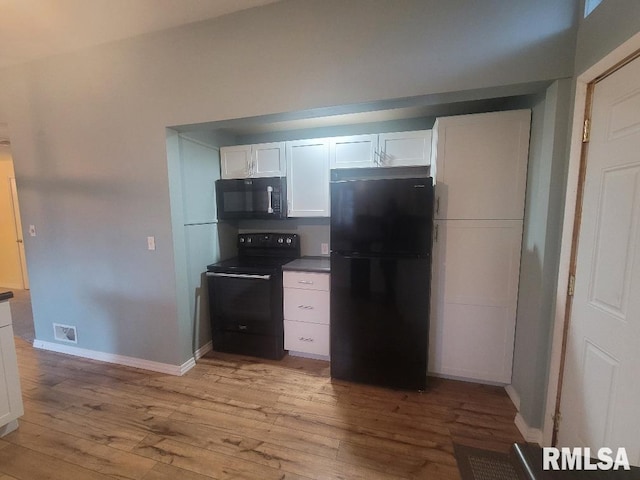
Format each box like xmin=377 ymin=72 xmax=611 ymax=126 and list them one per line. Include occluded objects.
xmin=0 ymin=301 xmax=23 ymax=436
xmin=283 ymin=271 xmax=330 ymax=358
xmin=429 ymin=220 xmax=523 ymax=384
xmin=284 ymin=321 xmax=330 ymax=357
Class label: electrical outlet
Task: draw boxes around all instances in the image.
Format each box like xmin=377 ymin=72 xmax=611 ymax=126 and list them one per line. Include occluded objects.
xmin=147 ymin=236 xmax=156 ymax=251
xmin=28 ymin=225 xmax=36 ymax=237
xmin=321 ymin=243 xmax=329 ymax=255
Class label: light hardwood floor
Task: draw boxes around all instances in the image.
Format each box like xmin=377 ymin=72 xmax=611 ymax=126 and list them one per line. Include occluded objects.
xmin=0 ymin=338 xmax=524 ymax=479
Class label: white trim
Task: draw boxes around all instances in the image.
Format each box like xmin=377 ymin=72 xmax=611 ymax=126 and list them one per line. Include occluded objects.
xmin=515 ymin=413 xmax=544 ymax=445
xmin=505 ymin=384 xmax=521 ymax=410
xmin=33 ymin=340 xmax=189 ymax=376
xmin=288 ymin=350 xmax=330 ymax=361
xmin=194 ymin=341 xmax=212 ymax=360
xmin=543 ymin=31 xmax=640 ymax=446
xmin=0 ymin=420 xmax=19 ymax=437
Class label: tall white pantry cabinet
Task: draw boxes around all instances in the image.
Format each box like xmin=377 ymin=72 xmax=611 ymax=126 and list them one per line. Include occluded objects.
xmin=429 ymin=110 xmax=531 ymax=384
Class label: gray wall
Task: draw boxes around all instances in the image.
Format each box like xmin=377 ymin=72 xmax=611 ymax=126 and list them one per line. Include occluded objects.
xmin=0 ymin=0 xmax=579 ymax=366
xmin=511 ymin=79 xmax=572 ymax=429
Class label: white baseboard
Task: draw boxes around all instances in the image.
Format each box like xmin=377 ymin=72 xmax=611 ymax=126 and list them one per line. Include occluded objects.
xmin=194 ymin=341 xmax=212 ymax=360
xmin=288 ymin=350 xmax=330 ymax=361
xmin=505 ymin=384 xmax=521 ymax=410
xmin=33 ymin=340 xmax=194 ymax=376
xmin=505 ymin=384 xmax=543 ymax=445
xmin=515 ymin=412 xmax=544 ymax=445
xmin=0 ymin=420 xmax=19 ymax=438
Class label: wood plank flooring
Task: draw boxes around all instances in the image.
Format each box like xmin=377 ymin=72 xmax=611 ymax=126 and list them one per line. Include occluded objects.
xmin=1 ymin=337 xmax=524 ymax=479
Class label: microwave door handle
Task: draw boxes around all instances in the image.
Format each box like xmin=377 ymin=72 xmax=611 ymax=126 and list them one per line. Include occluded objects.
xmin=267 ymin=185 xmax=274 ymax=214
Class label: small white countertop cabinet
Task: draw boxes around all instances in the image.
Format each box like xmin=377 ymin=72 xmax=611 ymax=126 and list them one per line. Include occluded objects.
xmin=283 ymin=271 xmax=330 ymax=359
xmin=0 ymin=299 xmax=24 ymax=436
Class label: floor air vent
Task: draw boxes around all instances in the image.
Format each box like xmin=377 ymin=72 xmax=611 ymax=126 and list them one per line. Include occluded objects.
xmin=53 ymin=323 xmax=77 ymax=343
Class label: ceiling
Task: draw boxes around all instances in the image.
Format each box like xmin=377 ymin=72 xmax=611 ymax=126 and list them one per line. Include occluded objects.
xmin=0 ymin=0 xmax=281 ymax=68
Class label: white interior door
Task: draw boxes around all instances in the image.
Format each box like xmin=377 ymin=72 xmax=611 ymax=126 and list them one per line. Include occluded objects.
xmin=558 ymin=55 xmax=640 ymax=466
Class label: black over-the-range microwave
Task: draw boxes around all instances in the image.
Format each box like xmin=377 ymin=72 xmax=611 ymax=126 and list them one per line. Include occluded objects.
xmin=216 ymin=177 xmax=287 ymax=220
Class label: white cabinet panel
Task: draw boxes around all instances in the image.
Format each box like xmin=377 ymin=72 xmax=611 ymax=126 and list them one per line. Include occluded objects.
xmin=252 ymin=142 xmax=285 ymax=177
xmin=329 ymin=134 xmax=377 ymax=169
xmin=220 ymin=142 xmax=285 ymax=179
xmin=432 ymin=110 xmax=530 ymax=220
xmin=283 ymin=271 xmax=330 ymax=291
xmin=286 ymin=139 xmax=330 ymax=217
xmin=220 ymin=145 xmax=251 ymax=179
xmin=284 ymin=289 xmax=330 ymax=325
xmin=429 ymin=220 xmax=523 ymax=384
xmin=0 ymin=302 xmax=23 ymax=433
xmin=378 ymin=130 xmax=432 ymax=167
xmin=283 ymin=271 xmax=330 ymax=359
xmin=284 ymin=321 xmax=330 ymax=357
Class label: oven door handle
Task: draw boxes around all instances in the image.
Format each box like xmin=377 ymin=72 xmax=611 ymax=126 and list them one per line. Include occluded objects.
xmin=206 ymin=272 xmax=271 ymax=280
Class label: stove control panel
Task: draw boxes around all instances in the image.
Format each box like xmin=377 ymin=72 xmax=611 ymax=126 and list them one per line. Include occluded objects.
xmin=238 ymin=233 xmax=299 ymax=250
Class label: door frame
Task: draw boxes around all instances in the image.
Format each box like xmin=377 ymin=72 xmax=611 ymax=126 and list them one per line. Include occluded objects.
xmin=543 ymin=31 xmax=640 ymax=446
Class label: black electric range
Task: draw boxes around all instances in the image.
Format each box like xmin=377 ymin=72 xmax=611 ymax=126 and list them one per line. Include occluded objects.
xmin=206 ymin=233 xmax=300 ymax=360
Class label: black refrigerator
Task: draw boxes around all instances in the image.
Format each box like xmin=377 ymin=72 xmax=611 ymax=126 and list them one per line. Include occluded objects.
xmin=330 ymin=176 xmax=434 ymax=390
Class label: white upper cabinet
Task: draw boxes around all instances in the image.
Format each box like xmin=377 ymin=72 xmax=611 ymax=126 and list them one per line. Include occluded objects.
xmin=286 ymin=138 xmax=330 ymax=217
xmin=378 ymin=130 xmax=432 ymax=167
xmin=252 ymin=142 xmax=286 ymax=177
xmin=329 ymin=130 xmax=432 ymax=169
xmin=432 ymin=110 xmax=531 ymax=220
xmin=220 ymin=142 xmax=285 ymax=179
xmin=329 ymin=134 xmax=378 ymax=169
xmin=220 ymin=145 xmax=251 ymax=179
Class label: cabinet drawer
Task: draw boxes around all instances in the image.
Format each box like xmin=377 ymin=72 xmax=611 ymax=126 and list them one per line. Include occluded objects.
xmin=284 ymin=289 xmax=329 ymax=324
xmin=284 ymin=320 xmax=329 ymax=356
xmin=283 ymin=271 xmax=330 ymax=291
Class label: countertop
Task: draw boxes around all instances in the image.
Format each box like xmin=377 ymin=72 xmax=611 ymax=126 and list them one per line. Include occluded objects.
xmin=283 ymin=256 xmax=330 ymax=273
xmin=0 ymin=291 xmax=14 ymax=302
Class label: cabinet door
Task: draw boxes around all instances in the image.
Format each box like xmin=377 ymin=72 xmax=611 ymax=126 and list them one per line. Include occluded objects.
xmin=284 ymin=320 xmax=330 ymax=356
xmin=378 ymin=130 xmax=432 ymax=167
xmin=432 ymin=110 xmax=530 ymax=220
xmin=429 ymin=220 xmax=523 ymax=384
xmin=284 ymin=288 xmax=330 ymax=325
xmin=220 ymin=145 xmax=251 ymax=179
xmin=329 ymin=134 xmax=377 ymax=169
xmin=0 ymin=318 xmax=24 ymax=427
xmin=286 ymin=139 xmax=330 ymax=217
xmin=252 ymin=142 xmax=285 ymax=177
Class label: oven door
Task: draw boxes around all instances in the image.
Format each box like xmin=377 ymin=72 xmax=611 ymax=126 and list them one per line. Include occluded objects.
xmin=216 ymin=177 xmax=286 ymax=220
xmin=206 ymin=272 xmax=279 ymax=336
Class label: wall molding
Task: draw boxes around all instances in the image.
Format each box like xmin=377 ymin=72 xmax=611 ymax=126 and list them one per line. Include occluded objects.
xmin=505 ymin=384 xmax=543 ymax=445
xmin=505 ymin=384 xmax=521 ymax=410
xmin=515 ymin=413 xmax=544 ymax=445
xmin=33 ymin=340 xmax=194 ymax=376
xmin=194 ymin=341 xmax=212 ymax=361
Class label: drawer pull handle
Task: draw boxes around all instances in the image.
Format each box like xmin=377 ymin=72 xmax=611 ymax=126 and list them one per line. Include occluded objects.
xmin=297 ymin=280 xmax=314 ymax=285
xmin=298 ymin=337 xmax=314 ymax=342
xmin=238 ymin=325 xmax=248 ymax=331
xmin=297 ymin=305 xmax=314 ymax=310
